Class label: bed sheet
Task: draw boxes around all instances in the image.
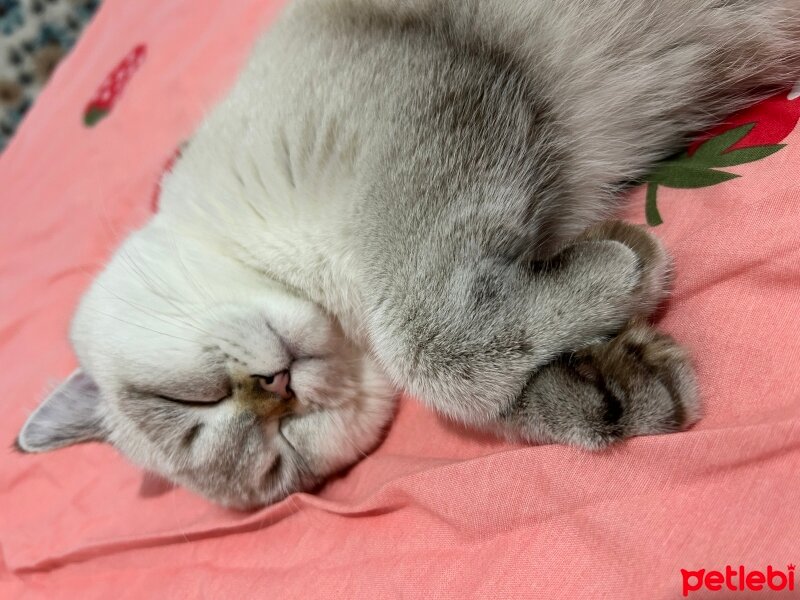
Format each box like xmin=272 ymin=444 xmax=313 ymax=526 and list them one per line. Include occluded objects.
xmin=1 ymin=1 xmax=799 ymax=598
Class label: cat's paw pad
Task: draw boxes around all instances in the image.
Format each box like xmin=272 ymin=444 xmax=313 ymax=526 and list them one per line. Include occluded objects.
xmin=577 ymin=221 xmax=673 ymax=318
xmin=565 ymin=321 xmax=700 ymax=447
xmin=516 ymin=321 xmax=700 ymax=450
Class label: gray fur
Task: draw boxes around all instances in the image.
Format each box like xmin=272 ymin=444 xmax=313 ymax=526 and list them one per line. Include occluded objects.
xmin=15 ymin=0 xmax=800 ymax=507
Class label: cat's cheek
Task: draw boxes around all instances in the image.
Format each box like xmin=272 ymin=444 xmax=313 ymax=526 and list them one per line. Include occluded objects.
xmin=280 ymin=411 xmax=358 ymax=476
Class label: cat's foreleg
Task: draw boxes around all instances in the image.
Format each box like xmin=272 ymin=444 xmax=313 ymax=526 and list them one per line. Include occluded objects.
xmin=365 ymin=222 xmax=671 ymax=427
xmin=497 ymin=223 xmax=699 ymax=447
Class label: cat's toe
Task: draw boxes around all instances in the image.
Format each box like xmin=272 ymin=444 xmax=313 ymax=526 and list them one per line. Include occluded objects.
xmin=577 ymin=221 xmax=673 ymax=318
xmin=506 ymin=321 xmax=699 ymax=450
xmin=570 ymin=320 xmax=701 ymax=440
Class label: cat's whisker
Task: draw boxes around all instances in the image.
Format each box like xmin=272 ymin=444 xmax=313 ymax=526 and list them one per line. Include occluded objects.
xmin=93 ymin=182 xmax=131 ymax=250
xmin=92 ymin=279 xmax=209 ymax=338
xmin=165 ymin=229 xmax=219 ymax=305
xmin=334 ymin=423 xmax=373 ymax=462
xmin=117 ymin=244 xmax=194 ymax=306
xmin=82 ymin=307 xmax=199 ymax=344
xmin=167 ymin=479 xmax=192 ymax=546
xmin=114 ymin=246 xmax=217 ymax=337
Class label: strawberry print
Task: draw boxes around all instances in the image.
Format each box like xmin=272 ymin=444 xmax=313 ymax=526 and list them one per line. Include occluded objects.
xmin=83 ymin=44 xmax=146 ymax=127
xmin=644 ymin=87 xmax=800 ymax=226
xmin=687 ymin=86 xmax=800 ymax=155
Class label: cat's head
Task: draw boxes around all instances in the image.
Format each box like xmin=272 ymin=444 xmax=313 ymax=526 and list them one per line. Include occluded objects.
xmin=16 ymin=222 xmax=397 ymax=508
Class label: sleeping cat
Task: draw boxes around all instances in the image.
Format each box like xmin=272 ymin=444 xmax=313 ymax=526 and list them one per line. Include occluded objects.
xmin=16 ymin=0 xmax=800 ymax=508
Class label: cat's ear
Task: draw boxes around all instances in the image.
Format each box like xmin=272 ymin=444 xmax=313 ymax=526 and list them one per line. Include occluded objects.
xmin=16 ymin=369 xmax=109 ymax=452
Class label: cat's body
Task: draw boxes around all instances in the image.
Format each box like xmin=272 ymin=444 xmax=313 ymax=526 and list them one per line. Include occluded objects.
xmin=17 ymin=0 xmax=800 ymax=507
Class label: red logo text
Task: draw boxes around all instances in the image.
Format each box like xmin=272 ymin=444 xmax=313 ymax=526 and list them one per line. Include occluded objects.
xmin=681 ymin=565 xmax=795 ymax=597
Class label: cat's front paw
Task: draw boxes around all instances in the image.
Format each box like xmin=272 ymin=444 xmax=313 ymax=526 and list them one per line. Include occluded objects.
xmin=569 ymin=320 xmax=700 ymax=447
xmin=576 ymin=220 xmax=673 ymax=318
xmin=511 ymin=321 xmax=700 ymax=449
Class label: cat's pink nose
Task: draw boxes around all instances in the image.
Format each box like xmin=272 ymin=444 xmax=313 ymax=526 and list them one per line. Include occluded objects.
xmin=257 ymin=371 xmax=293 ymax=400
xmin=273 ymin=371 xmax=292 ymax=400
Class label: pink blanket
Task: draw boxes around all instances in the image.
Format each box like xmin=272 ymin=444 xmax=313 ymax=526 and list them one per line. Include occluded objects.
xmin=2 ymin=1 xmax=799 ymax=597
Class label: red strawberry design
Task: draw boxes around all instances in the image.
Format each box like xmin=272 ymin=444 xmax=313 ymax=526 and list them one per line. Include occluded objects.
xmin=83 ymin=44 xmax=147 ymax=127
xmin=687 ymin=88 xmax=800 ymax=155
xmin=644 ymin=86 xmax=800 ymax=225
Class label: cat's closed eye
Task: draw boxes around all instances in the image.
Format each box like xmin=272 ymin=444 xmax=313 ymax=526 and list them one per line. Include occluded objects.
xmin=154 ymin=370 xmax=293 ymax=409
xmin=145 ymin=368 xmax=237 ymax=407
xmin=156 ymin=391 xmax=231 ymax=407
